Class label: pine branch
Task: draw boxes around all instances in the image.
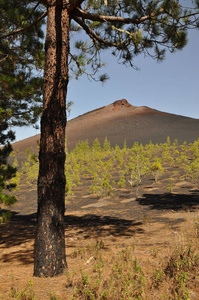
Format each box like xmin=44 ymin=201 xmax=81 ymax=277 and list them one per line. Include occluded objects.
xmin=67 ymin=0 xmax=85 ymax=12
xmin=21 ymin=1 xmax=42 ymax=25
xmin=0 ymin=11 xmax=47 ymax=40
xmin=69 ymin=51 xmax=98 ymax=80
xmin=74 ymin=6 xmax=199 ymax=26
xmin=73 ymin=16 xmax=119 ymax=47
xmin=0 ymin=54 xmax=8 ymax=63
xmin=74 ymin=7 xmax=159 ymax=25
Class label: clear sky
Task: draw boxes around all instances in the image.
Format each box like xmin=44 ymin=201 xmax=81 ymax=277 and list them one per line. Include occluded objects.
xmin=14 ymin=28 xmax=199 ymax=142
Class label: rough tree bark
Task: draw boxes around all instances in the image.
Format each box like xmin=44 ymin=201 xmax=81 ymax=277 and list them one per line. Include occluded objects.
xmin=34 ymin=1 xmax=69 ymax=277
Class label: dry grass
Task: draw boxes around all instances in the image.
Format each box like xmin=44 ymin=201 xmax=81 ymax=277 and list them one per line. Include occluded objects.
xmin=1 ymin=210 xmax=199 ymax=299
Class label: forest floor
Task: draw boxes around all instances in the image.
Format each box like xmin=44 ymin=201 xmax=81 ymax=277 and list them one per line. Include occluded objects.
xmin=1 ymin=170 xmax=199 ymax=299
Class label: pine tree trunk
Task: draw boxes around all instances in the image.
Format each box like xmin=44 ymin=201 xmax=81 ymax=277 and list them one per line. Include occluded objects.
xmin=34 ymin=3 xmax=69 ymax=277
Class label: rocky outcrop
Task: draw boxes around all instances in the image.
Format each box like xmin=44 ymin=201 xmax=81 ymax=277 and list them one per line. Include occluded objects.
xmin=112 ymin=99 xmax=132 ymax=111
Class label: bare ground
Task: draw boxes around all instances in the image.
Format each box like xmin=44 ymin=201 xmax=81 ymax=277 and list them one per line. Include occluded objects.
xmin=1 ymin=176 xmax=199 ymax=299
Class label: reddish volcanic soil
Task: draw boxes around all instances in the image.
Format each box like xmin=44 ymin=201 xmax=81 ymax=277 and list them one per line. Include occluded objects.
xmin=12 ymin=99 xmax=199 ymax=154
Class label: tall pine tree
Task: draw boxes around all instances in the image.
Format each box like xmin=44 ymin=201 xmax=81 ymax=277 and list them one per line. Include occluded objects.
xmin=1 ymin=0 xmax=198 ymax=276
xmin=0 ymin=1 xmax=45 ymax=207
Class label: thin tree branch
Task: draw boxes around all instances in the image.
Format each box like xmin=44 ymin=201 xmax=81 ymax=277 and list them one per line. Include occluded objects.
xmin=73 ymin=7 xmax=159 ymax=24
xmin=69 ymin=51 xmax=98 ymax=80
xmin=0 ymin=54 xmax=8 ymax=63
xmin=0 ymin=11 xmax=47 ymax=40
xmin=21 ymin=1 xmax=41 ymax=24
xmin=74 ymin=7 xmax=199 ymax=25
xmin=73 ymin=16 xmax=120 ymax=47
xmin=67 ymin=0 xmax=85 ymax=12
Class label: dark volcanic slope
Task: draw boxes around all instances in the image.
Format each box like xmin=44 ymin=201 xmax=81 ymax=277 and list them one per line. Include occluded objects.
xmin=66 ymin=99 xmax=199 ymax=150
xmin=12 ymin=99 xmax=199 ymax=153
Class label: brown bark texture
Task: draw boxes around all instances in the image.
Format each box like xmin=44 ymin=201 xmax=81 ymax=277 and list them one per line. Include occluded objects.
xmin=34 ymin=2 xmax=69 ymax=277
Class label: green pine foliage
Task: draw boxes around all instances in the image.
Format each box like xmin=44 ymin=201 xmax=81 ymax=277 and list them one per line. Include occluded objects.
xmin=127 ymin=143 xmax=150 ymax=187
xmin=0 ymin=1 xmax=45 ymax=127
xmin=118 ymin=170 xmax=126 ymax=188
xmin=0 ymin=143 xmax=17 ymax=206
xmin=0 ymin=105 xmax=17 ymax=207
xmin=9 ymin=136 xmax=199 ymax=201
xmin=69 ymin=0 xmax=199 ymax=79
xmin=102 ymin=136 xmax=111 ymax=152
xmin=151 ymin=158 xmax=164 ymax=183
xmin=92 ymin=138 xmax=101 ymax=153
xmin=0 ymin=0 xmax=45 ymax=216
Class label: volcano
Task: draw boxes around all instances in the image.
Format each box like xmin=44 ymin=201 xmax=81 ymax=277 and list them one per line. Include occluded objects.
xmin=12 ymin=99 xmax=199 ymax=153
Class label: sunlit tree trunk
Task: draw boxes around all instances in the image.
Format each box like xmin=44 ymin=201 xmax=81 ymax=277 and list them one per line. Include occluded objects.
xmin=34 ymin=2 xmax=69 ymax=277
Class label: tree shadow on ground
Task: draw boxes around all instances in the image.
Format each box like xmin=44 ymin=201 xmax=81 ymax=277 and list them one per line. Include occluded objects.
xmin=64 ymin=214 xmax=144 ymax=239
xmin=0 ymin=211 xmax=144 ymax=265
xmin=0 ymin=211 xmax=36 ymax=248
xmin=0 ymin=212 xmax=36 ymax=265
xmin=3 ymin=189 xmax=197 ymax=265
xmin=136 ymin=191 xmax=199 ymax=212
xmin=1 ymin=249 xmax=34 ymax=265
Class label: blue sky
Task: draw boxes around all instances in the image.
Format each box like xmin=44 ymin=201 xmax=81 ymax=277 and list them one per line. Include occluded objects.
xmin=14 ymin=28 xmax=199 ymax=142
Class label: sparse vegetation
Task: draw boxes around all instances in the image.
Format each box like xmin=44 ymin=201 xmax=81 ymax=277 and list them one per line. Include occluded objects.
xmin=10 ymin=278 xmax=36 ymax=300
xmin=8 ymin=137 xmax=199 ymax=201
xmin=1 ymin=136 xmax=199 ymax=298
xmin=5 ymin=230 xmax=199 ymax=299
